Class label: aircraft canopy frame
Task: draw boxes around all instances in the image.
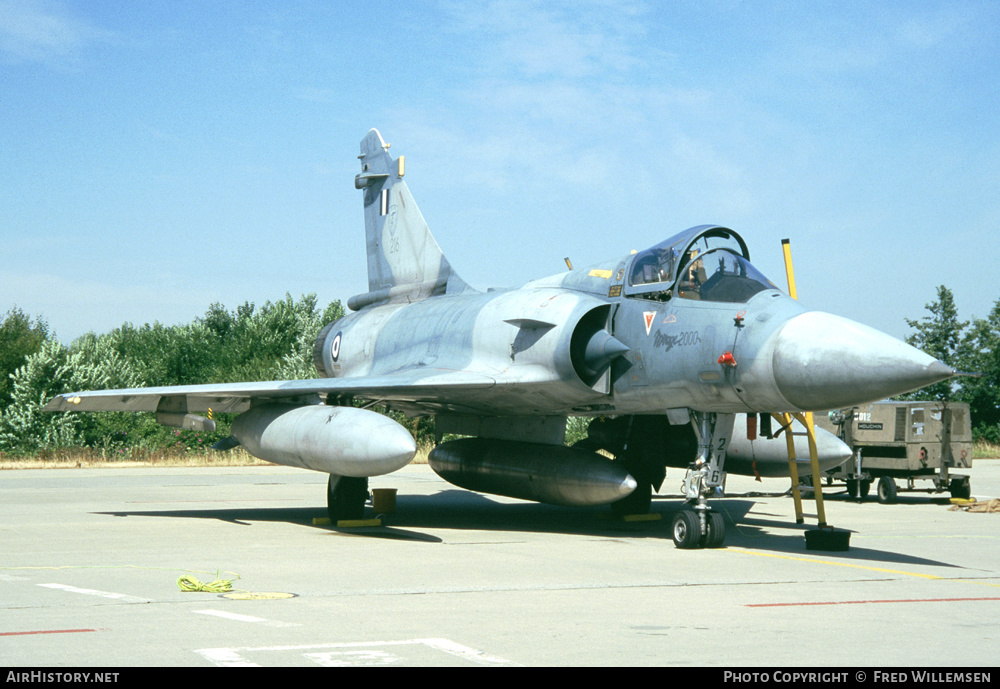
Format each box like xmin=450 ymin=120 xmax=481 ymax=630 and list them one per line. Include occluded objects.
xmin=624 ymin=225 xmax=769 ymax=302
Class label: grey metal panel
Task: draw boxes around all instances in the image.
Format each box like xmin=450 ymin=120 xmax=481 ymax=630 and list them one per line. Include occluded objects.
xmin=43 ymin=371 xmax=497 ymax=414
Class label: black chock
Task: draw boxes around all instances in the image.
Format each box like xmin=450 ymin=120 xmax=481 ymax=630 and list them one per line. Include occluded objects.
xmin=804 ymin=526 xmax=851 ymax=551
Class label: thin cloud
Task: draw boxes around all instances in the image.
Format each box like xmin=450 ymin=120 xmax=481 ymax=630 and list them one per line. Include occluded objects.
xmin=0 ymin=0 xmax=111 ymax=64
xmin=443 ymin=0 xmax=653 ymax=80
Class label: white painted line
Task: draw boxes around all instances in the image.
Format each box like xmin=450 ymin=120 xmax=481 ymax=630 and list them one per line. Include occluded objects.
xmin=303 ymin=650 xmax=400 ymax=667
xmin=195 ymin=648 xmax=259 ymax=668
xmin=417 ymin=637 xmax=516 ymax=665
xmin=193 ymin=609 xmax=301 ymax=628
xmin=38 ymin=583 xmax=150 ymax=603
xmin=0 ymin=573 xmax=29 ymax=582
xmin=193 ymin=609 xmax=267 ymax=623
xmin=194 ymin=637 xmax=518 ymax=667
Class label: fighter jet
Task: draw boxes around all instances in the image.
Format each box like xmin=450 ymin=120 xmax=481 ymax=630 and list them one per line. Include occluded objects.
xmin=45 ymin=128 xmax=955 ymax=549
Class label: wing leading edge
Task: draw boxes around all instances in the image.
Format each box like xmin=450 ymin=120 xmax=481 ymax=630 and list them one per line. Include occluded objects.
xmin=43 ymin=371 xmax=497 ymax=416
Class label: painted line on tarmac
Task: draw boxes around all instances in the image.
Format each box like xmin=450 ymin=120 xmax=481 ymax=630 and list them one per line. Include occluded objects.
xmin=195 ymin=638 xmax=518 ymax=667
xmin=126 ymin=498 xmax=297 ymax=504
xmin=38 ymin=583 xmax=152 ymax=603
xmin=193 ymin=609 xmax=301 ymax=628
xmin=0 ymin=628 xmax=105 ymax=637
xmin=952 ymin=578 xmax=1000 ymax=589
xmin=730 ymin=548 xmax=1000 ymax=599
xmin=727 ymin=548 xmax=944 ymax=579
xmin=747 ymin=596 xmax=1000 ymax=608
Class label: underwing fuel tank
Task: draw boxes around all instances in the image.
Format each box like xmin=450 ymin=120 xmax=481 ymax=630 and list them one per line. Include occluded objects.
xmin=726 ymin=414 xmax=852 ymax=478
xmin=231 ymin=404 xmax=416 ymax=477
xmin=428 ymin=438 xmax=637 ymax=507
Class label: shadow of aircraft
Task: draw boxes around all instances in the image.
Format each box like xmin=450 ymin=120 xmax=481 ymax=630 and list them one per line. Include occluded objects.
xmin=96 ymin=486 xmax=966 ymax=572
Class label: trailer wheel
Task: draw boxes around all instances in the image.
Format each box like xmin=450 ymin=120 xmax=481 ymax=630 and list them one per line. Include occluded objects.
xmin=847 ymin=479 xmax=869 ymax=501
xmin=877 ymin=477 xmax=897 ymax=504
xmin=847 ymin=479 xmax=858 ymax=500
xmin=949 ymin=478 xmax=971 ymax=500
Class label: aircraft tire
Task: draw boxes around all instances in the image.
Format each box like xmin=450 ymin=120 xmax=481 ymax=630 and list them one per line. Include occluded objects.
xmin=328 ymin=475 xmax=368 ymax=522
xmin=702 ymin=511 xmax=726 ymax=548
xmin=877 ymin=476 xmax=897 ymax=504
xmin=672 ymin=510 xmax=702 ymax=549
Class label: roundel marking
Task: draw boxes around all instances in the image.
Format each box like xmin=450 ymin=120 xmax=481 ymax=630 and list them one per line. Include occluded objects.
xmin=331 ymin=332 xmax=342 ymax=362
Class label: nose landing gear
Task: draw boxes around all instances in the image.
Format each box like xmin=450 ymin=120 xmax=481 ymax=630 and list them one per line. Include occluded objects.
xmin=673 ymin=412 xmax=733 ymax=549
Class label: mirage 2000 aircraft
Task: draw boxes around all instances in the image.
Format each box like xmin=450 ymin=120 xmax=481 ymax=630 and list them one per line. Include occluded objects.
xmin=45 ymin=129 xmax=958 ymax=549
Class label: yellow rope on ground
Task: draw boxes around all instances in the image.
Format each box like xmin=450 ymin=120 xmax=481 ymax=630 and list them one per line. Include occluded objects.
xmin=0 ymin=563 xmax=243 ymax=594
xmin=177 ymin=573 xmax=238 ymax=593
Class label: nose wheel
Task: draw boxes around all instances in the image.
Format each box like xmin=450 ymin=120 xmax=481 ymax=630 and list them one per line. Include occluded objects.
xmin=672 ymin=508 xmax=726 ymax=549
xmin=674 ymin=412 xmax=733 ymax=548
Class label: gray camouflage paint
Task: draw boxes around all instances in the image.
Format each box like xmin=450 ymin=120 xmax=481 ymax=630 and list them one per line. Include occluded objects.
xmin=45 ymin=128 xmax=956 ymax=479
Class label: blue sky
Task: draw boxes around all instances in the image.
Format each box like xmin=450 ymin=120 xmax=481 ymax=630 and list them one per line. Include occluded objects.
xmin=2 ymin=0 xmax=998 ymax=344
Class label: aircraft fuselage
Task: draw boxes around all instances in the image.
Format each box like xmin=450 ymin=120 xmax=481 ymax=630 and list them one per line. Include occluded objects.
xmin=316 ymin=250 xmax=915 ymax=421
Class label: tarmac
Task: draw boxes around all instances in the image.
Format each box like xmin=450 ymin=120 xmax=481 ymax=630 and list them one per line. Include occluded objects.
xmin=2 ymin=460 xmax=998 ymax=668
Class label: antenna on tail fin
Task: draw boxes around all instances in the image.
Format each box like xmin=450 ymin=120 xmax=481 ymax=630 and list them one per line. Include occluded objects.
xmin=349 ymin=129 xmax=473 ymax=311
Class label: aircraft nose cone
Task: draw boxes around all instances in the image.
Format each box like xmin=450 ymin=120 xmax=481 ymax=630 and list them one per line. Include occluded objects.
xmin=771 ymin=312 xmax=956 ymax=411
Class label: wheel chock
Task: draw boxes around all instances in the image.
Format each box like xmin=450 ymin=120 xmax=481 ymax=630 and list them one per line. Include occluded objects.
xmin=621 ymin=513 xmax=661 ymax=522
xmin=804 ymin=526 xmax=851 ymax=551
xmin=312 ymin=517 xmax=383 ymax=527
xmin=336 ymin=518 xmax=383 ymax=528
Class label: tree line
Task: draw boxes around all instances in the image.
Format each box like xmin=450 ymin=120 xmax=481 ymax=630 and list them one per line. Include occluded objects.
xmin=1 ymin=286 xmax=998 ymax=458
xmin=902 ymin=286 xmax=1000 ymax=443
xmin=0 ymin=295 xmax=344 ymax=456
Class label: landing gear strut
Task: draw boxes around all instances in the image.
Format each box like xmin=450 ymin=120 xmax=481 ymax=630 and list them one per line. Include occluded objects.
xmin=673 ymin=412 xmax=733 ymax=549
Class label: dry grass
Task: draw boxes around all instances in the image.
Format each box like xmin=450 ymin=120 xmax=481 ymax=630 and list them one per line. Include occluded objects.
xmin=0 ymin=447 xmax=269 ymax=470
xmin=0 ymin=441 xmax=435 ymax=470
xmin=413 ymin=442 xmax=432 ymax=464
xmin=973 ymin=440 xmax=1000 ymax=460
xmin=1 ymin=439 xmax=993 ymax=469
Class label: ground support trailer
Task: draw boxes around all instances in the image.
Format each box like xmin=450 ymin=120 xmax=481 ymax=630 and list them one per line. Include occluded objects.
xmin=814 ymin=401 xmax=972 ymax=503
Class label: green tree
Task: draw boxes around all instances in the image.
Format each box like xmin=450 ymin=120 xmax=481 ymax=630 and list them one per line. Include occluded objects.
xmin=273 ymin=296 xmax=346 ymax=380
xmin=903 ymin=285 xmax=968 ymax=401
xmin=0 ymin=294 xmax=347 ymax=455
xmin=196 ymin=294 xmax=345 ymax=382
xmin=956 ymin=298 xmax=1000 ymax=443
xmin=0 ymin=338 xmax=144 ymax=453
xmin=0 ymin=307 xmax=49 ymax=411
xmin=94 ymin=320 xmax=219 ymax=388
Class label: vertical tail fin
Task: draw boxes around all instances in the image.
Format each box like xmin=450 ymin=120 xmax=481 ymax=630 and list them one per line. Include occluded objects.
xmin=348 ymin=129 xmax=472 ymax=311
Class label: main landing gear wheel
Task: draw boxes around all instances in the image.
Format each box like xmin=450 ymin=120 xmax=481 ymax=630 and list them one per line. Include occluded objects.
xmin=327 ymin=475 xmax=368 ymax=522
xmin=610 ymin=481 xmax=652 ymax=517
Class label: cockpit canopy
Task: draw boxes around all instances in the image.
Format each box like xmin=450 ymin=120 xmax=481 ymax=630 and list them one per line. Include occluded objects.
xmin=626 ymin=225 xmax=778 ymax=303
